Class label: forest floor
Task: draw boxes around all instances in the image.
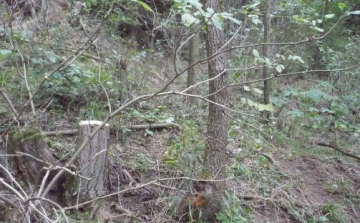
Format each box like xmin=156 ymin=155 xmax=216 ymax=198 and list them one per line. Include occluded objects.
xmin=88 ymin=124 xmax=360 ymax=223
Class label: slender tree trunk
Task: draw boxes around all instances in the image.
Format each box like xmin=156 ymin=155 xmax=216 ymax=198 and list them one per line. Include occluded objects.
xmin=262 ymin=0 xmax=271 ymax=120
xmin=201 ymin=0 xmax=229 ymax=220
xmin=187 ymin=8 xmax=200 ymax=106
xmin=205 ymin=0 xmax=229 ymax=182
xmin=117 ymin=58 xmax=130 ymax=103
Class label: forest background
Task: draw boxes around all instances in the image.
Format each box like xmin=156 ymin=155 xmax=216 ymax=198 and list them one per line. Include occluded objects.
xmin=1 ymin=0 xmax=360 ymax=222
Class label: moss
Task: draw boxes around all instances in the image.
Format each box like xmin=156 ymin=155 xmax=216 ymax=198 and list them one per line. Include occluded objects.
xmin=12 ymin=127 xmax=43 ymax=142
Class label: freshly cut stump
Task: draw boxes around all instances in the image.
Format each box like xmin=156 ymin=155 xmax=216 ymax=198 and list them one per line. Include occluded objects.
xmin=66 ymin=120 xmax=110 ymax=205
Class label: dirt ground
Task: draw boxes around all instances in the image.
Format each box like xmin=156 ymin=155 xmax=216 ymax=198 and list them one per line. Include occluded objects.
xmin=106 ymin=130 xmax=360 ymax=222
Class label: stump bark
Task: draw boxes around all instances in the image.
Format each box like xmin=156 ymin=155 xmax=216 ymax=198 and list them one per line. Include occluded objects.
xmin=66 ymin=120 xmax=110 ymax=205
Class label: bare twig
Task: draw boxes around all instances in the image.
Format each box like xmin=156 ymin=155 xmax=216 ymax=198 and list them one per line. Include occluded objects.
xmin=0 ymin=178 xmax=26 ymax=201
xmin=24 ymin=197 xmax=70 ymax=223
xmin=37 ymin=170 xmax=50 ymax=198
xmin=0 ymin=194 xmax=19 ymax=209
xmin=0 ymin=163 xmax=28 ymax=199
xmin=0 ymin=89 xmax=19 ymax=117
xmin=122 ymin=169 xmax=136 ymax=187
xmin=98 ymin=64 xmax=112 ymax=114
xmin=16 ymin=49 xmax=35 ymax=115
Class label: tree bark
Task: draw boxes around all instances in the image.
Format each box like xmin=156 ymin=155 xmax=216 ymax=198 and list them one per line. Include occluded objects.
xmin=187 ymin=8 xmax=200 ymax=106
xmin=262 ymin=0 xmax=271 ymax=120
xmin=205 ymin=0 xmax=229 ymax=184
xmin=65 ymin=121 xmax=110 ymax=208
xmin=117 ymin=58 xmax=130 ymax=103
xmin=202 ymin=0 xmax=229 ymax=220
xmin=6 ymin=127 xmax=66 ymax=208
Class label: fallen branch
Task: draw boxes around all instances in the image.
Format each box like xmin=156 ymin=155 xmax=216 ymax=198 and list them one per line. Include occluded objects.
xmin=119 ymin=123 xmax=182 ymax=130
xmin=317 ymin=142 xmax=360 ymax=161
xmin=0 ymin=194 xmax=19 ymax=209
xmin=41 ymin=123 xmax=181 ymax=136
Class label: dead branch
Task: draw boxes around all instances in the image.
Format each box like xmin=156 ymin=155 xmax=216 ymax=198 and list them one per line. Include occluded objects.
xmin=0 ymin=89 xmax=19 ymax=117
xmin=317 ymin=142 xmax=360 ymax=161
xmin=40 ymin=123 xmax=181 ymax=136
xmin=0 ymin=194 xmax=19 ymax=209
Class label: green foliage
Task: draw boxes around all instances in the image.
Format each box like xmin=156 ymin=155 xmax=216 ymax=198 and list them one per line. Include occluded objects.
xmin=130 ymin=152 xmax=156 ymax=170
xmin=164 ymin=120 xmax=205 ymax=172
xmin=322 ymin=203 xmax=347 ymax=223
xmin=240 ymin=92 xmax=274 ymax=112
xmin=216 ymin=191 xmax=248 ymax=223
xmin=132 ymin=0 xmax=154 ymax=13
xmin=173 ymin=0 xmax=240 ymax=29
xmin=126 ymin=106 xmax=174 ymax=124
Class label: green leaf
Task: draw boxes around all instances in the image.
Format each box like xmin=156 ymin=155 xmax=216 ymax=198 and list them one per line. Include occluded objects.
xmin=304 ymin=89 xmax=326 ymax=102
xmin=253 ymin=88 xmax=263 ymax=94
xmin=251 ymin=17 xmax=261 ymax=24
xmin=265 ymin=57 xmax=272 ymax=66
xmin=350 ymin=10 xmax=360 ymax=15
xmin=165 ymin=117 xmax=174 ymax=123
xmin=247 ymin=99 xmax=255 ymax=107
xmin=325 ymin=14 xmax=335 ymax=19
xmin=258 ymin=104 xmax=273 ymax=111
xmin=288 ymin=109 xmax=303 ymax=117
xmin=0 ymin=49 xmax=12 ymax=56
xmin=211 ymin=14 xmax=223 ymax=30
xmin=227 ymin=16 xmax=241 ymax=24
xmin=132 ymin=0 xmax=154 ymax=13
xmin=182 ymin=13 xmax=198 ymax=26
xmin=319 ymin=216 xmax=329 ymax=222
xmin=249 ymin=2 xmax=261 ymax=8
xmin=188 ymin=0 xmax=202 ymax=9
xmin=309 ymin=107 xmax=319 ymax=112
xmin=293 ymin=15 xmax=307 ymax=24
xmin=221 ymin=12 xmax=241 ymax=24
xmin=315 ymin=27 xmax=324 ymax=32
xmin=338 ymin=3 xmax=346 ymax=9
xmin=243 ymin=86 xmax=250 ymax=91
xmin=288 ymin=55 xmax=304 ymax=64
xmin=253 ymin=49 xmax=259 ymax=57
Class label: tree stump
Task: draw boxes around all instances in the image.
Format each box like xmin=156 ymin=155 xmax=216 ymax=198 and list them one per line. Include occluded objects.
xmin=66 ymin=120 xmax=110 ymax=207
xmin=5 ymin=127 xmax=66 ymax=209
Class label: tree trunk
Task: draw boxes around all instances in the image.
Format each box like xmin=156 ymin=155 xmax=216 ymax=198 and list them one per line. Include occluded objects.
xmin=187 ymin=8 xmax=200 ymax=106
xmin=262 ymin=0 xmax=271 ymax=120
xmin=117 ymin=58 xmax=130 ymax=103
xmin=202 ymin=0 xmax=229 ymax=220
xmin=65 ymin=121 xmax=109 ymax=208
